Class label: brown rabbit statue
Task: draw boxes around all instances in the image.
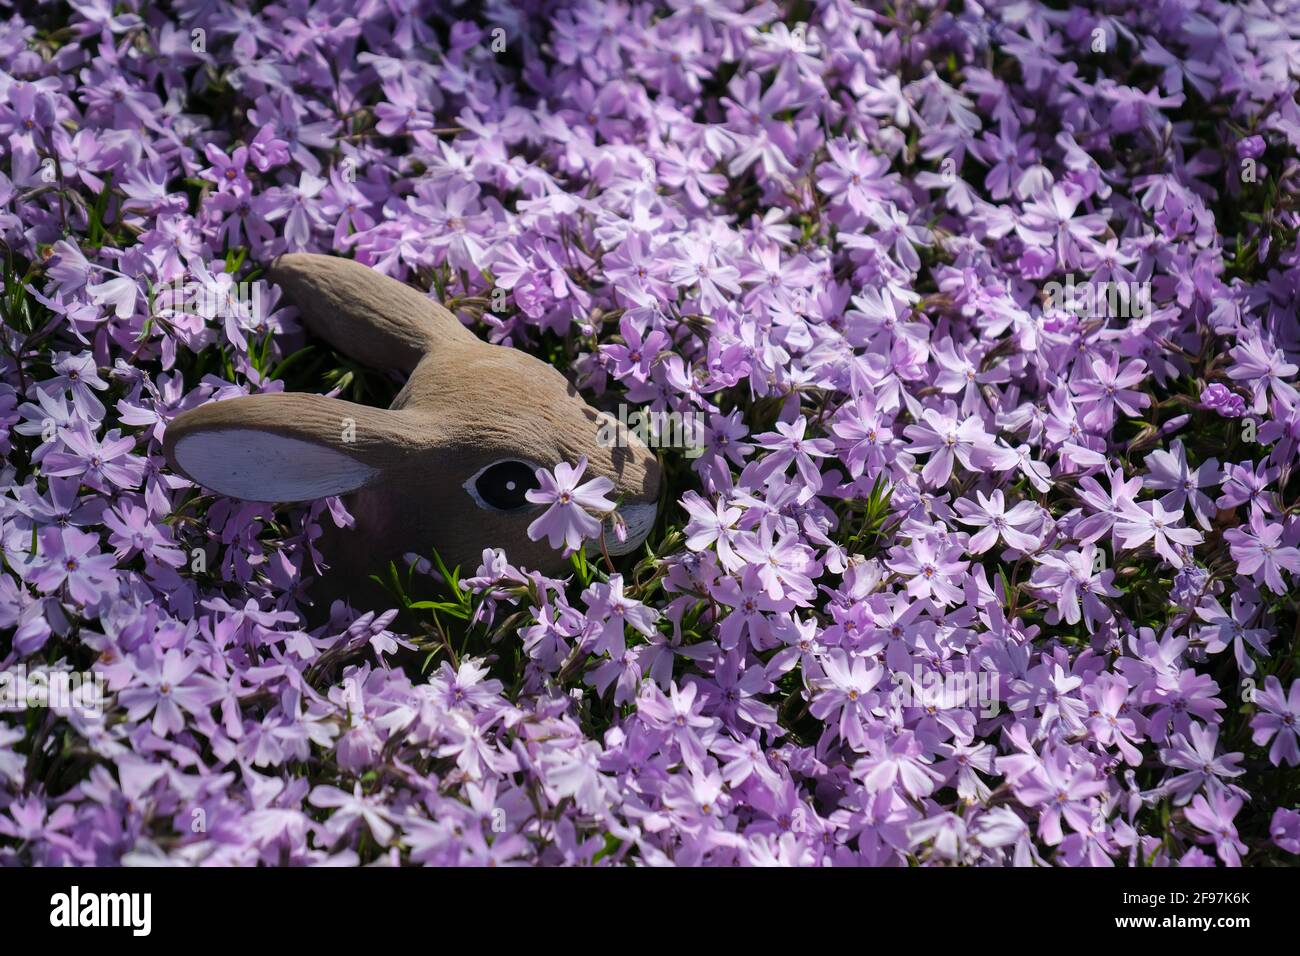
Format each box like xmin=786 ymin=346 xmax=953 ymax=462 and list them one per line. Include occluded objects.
xmin=163 ymin=254 xmax=662 ymax=607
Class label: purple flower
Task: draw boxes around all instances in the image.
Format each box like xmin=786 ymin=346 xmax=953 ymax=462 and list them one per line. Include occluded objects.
xmin=1227 ymin=334 xmax=1298 ymax=414
xmin=854 ymin=733 xmax=943 ymax=799
xmin=308 ymin=783 xmax=396 ymax=845
xmin=713 ymin=567 xmax=790 ymax=651
xmin=1195 ymin=594 xmax=1271 ymax=675
xmin=24 ymin=527 xmax=119 ymax=606
xmin=1216 ymin=458 xmax=1279 ymax=518
xmin=1074 ymin=355 xmax=1149 ymax=430
xmin=1006 ymin=748 xmax=1107 ymax=846
xmin=525 ymin=457 xmax=616 ymax=553
xmin=1 ymin=0 xmax=1297 ymax=869
xmin=1085 ymin=675 xmax=1144 ymax=766
xmin=103 ymin=501 xmax=186 ymax=567
xmin=1223 ymin=512 xmax=1300 ymax=594
xmin=1183 ymin=784 xmax=1248 ymax=866
xmin=42 ymin=426 xmax=145 ymax=492
xmin=734 ymin=520 xmax=817 ymax=603
xmin=954 ymin=489 xmax=1043 ymax=553
xmin=581 ymin=573 xmax=658 ymax=658
xmin=1199 ymin=383 xmax=1246 ymax=418
xmin=118 ymin=649 xmax=217 ymax=737
xmin=1251 ymin=677 xmax=1300 ymax=767
xmin=754 ymin=417 xmax=834 ymax=494
xmin=42 ymin=352 xmax=109 ymax=421
xmin=1158 ymin=723 xmax=1244 ymax=803
xmin=809 ymin=650 xmax=884 ymax=750
xmin=1113 ymin=499 xmax=1203 ymax=567
xmin=1142 ymin=440 xmax=1219 ymax=530
xmin=680 ymin=490 xmax=743 ymax=569
xmin=886 ymin=533 xmax=969 ymax=606
xmin=1235 ymin=135 xmax=1266 ymax=160
xmin=1030 ymin=545 xmax=1120 ymax=630
xmin=904 ymin=406 xmax=1000 ymax=487
xmin=1271 ymin=807 xmax=1300 ymax=854
xmin=604 ymin=315 xmax=670 ymax=380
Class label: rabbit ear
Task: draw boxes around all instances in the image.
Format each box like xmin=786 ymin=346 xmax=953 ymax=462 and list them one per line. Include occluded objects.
xmin=269 ymin=254 xmax=476 ymax=373
xmin=164 ymin=393 xmax=429 ymax=502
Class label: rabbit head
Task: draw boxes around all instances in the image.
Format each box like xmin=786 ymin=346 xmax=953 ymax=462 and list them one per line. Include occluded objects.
xmin=163 ymin=254 xmax=662 ymax=596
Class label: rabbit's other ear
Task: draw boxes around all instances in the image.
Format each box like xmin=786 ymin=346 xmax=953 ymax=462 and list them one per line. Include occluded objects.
xmin=164 ymin=392 xmax=430 ymax=502
xmin=269 ymin=254 xmax=475 ymax=373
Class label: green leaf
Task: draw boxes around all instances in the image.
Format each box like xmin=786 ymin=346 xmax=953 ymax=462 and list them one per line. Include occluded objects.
xmin=269 ymin=345 xmax=315 ymax=382
xmin=86 ymin=169 xmax=114 ymax=246
xmin=409 ymin=600 xmax=469 ymax=620
xmin=998 ymin=566 xmax=1013 ymax=607
xmin=592 ymin=833 xmax=623 ymax=863
xmin=570 ymin=547 xmax=591 ymax=586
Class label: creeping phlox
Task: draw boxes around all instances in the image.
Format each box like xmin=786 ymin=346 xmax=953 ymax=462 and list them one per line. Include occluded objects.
xmin=0 ymin=0 xmax=1298 ymax=868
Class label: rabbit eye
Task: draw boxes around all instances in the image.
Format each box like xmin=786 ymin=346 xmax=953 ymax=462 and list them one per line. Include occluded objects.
xmin=468 ymin=460 xmax=540 ymax=512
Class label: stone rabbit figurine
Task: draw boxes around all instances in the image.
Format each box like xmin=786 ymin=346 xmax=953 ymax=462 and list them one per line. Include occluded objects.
xmin=163 ymin=254 xmax=662 ymax=602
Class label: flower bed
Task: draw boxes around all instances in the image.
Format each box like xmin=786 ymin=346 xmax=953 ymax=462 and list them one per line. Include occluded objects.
xmin=0 ymin=0 xmax=1298 ymax=866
